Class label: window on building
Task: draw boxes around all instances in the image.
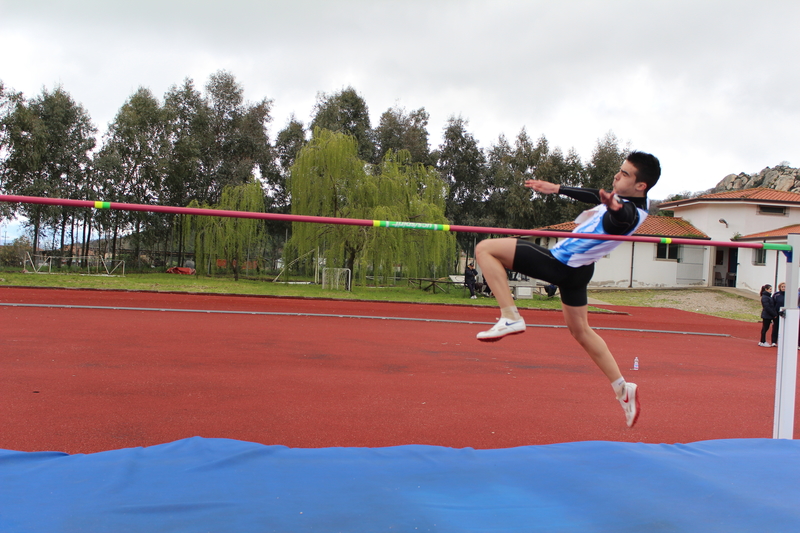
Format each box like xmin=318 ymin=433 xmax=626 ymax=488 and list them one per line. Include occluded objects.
xmin=757 ymin=205 xmax=787 ymax=216
xmin=752 ymin=248 xmax=767 ymax=266
xmin=715 ymin=250 xmax=724 ymax=266
xmin=656 ymin=243 xmax=680 ymax=261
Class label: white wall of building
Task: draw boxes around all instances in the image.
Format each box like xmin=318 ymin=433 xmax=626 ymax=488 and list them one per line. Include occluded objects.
xmin=671 ymin=202 xmax=800 ymax=242
xmin=668 ymin=201 xmax=800 ymax=295
xmin=589 ymin=242 xmax=709 ymax=288
xmin=736 ymin=247 xmax=793 ymax=294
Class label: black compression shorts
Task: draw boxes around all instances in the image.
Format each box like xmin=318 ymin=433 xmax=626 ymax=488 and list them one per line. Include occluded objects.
xmin=512 ymin=239 xmax=594 ymax=307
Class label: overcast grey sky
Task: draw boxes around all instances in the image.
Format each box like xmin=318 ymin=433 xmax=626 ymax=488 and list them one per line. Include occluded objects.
xmin=1 ymin=0 xmax=799 ymax=205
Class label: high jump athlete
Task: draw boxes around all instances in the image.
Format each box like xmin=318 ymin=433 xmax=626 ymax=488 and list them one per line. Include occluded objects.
xmin=474 ymin=151 xmax=661 ymax=427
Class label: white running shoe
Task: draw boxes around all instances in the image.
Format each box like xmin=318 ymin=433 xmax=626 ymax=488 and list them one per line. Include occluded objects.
xmin=619 ymin=382 xmax=640 ymax=428
xmin=476 ymin=317 xmax=526 ymax=342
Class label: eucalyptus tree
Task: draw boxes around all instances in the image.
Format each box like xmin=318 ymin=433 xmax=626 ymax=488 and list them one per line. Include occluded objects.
xmin=92 ymin=145 xmax=128 ymax=259
xmin=203 ymin=71 xmax=276 ymax=203
xmin=162 ymin=73 xmax=277 ymax=267
xmin=163 ymin=78 xmax=213 ymax=266
xmin=100 ymin=87 xmax=171 ymax=267
xmin=533 ymin=145 xmax=586 ymax=224
xmin=34 ymin=87 xmax=97 ymax=256
xmin=584 ymin=131 xmax=628 ymax=191
xmin=287 ymin=129 xmax=454 ymax=285
xmin=374 ymin=106 xmax=432 ymax=166
xmin=435 ymin=116 xmax=487 ymax=252
xmin=483 ymin=131 xmax=591 ymax=238
xmin=273 ymin=115 xmax=306 ymax=204
xmin=0 ymin=86 xmax=96 ymax=252
xmin=0 ymin=84 xmax=43 ymax=232
xmin=310 ymin=86 xmax=374 ymax=163
xmin=0 ymin=81 xmax=19 ymax=221
xmin=485 ymin=132 xmax=536 ymax=232
xmin=164 ymin=78 xmax=210 ymax=207
xmin=267 ymin=115 xmax=307 ymax=263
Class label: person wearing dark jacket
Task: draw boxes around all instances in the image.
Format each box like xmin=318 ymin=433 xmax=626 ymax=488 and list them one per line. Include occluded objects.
xmin=465 ymin=263 xmax=478 ymax=299
xmin=760 ymin=284 xmax=778 ymax=347
xmin=771 ymin=282 xmax=786 ymax=346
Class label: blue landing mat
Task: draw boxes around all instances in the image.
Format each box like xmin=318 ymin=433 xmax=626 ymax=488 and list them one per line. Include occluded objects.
xmin=1 ymin=438 xmax=799 ymax=533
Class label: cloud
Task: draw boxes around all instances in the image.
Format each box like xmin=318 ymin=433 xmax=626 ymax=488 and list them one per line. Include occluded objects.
xmin=1 ymin=0 xmax=798 ymax=198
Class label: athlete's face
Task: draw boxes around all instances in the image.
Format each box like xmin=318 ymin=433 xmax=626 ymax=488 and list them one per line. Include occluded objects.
xmin=613 ymin=161 xmax=647 ymax=197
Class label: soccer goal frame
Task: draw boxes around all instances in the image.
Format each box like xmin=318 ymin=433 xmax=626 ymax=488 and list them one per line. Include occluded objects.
xmin=322 ymin=267 xmax=351 ymax=291
xmin=24 ymin=253 xmax=125 ymax=276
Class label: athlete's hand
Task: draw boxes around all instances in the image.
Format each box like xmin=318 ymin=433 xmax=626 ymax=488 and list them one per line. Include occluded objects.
xmin=524 ymin=179 xmax=560 ymax=195
xmin=599 ymin=189 xmax=623 ymax=211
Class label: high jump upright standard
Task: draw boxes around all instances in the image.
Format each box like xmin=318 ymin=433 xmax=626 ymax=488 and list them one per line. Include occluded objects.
xmin=774 ymin=234 xmax=799 ymax=439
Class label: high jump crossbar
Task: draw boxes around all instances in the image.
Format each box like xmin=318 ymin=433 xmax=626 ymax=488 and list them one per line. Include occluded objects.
xmin=0 ymin=194 xmax=791 ymax=251
xmin=1 ymin=193 xmax=797 ymax=439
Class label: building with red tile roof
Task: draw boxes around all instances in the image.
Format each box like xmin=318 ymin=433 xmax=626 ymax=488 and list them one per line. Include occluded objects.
xmin=656 ymin=188 xmax=800 ymax=292
xmin=514 ymin=185 xmax=800 ymax=291
xmin=660 ymin=188 xmax=800 ymax=207
xmin=538 ymin=216 xmax=709 ymax=240
xmin=737 ymin=224 xmax=800 ymax=241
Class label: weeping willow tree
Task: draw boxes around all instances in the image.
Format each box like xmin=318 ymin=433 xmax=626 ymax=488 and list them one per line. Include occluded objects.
xmin=184 ymin=180 xmax=265 ymax=280
xmin=287 ymin=128 xmax=455 ymax=286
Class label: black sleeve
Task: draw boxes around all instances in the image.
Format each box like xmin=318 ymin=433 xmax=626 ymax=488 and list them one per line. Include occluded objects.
xmin=603 ymin=201 xmax=641 ymax=236
xmin=558 ymin=186 xmax=641 ymax=236
xmin=558 ymin=187 xmax=602 ymax=204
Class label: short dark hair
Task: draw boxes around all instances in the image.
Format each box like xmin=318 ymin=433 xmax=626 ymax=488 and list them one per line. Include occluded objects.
xmin=626 ymin=151 xmax=661 ymax=193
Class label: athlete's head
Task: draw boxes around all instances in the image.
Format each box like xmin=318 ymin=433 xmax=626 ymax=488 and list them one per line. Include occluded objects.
xmin=625 ymin=151 xmax=661 ymax=193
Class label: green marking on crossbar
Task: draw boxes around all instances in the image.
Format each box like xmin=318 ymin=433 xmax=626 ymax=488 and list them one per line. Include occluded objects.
xmin=374 ymin=220 xmax=450 ymax=231
xmin=763 ymin=242 xmax=793 ymax=251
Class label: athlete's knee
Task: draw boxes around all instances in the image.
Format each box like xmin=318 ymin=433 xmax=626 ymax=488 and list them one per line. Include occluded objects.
xmin=566 ymin=322 xmax=591 ymax=343
xmin=475 ymin=239 xmax=497 ymax=258
xmin=562 ymin=306 xmax=593 ymax=341
xmin=476 ymin=238 xmax=515 ymax=265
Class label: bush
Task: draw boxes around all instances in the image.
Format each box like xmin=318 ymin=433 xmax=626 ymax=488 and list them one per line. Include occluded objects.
xmin=0 ymin=237 xmax=32 ymax=267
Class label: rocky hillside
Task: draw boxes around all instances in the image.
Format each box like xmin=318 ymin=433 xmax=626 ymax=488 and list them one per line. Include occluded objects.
xmin=712 ymin=164 xmax=800 ymax=193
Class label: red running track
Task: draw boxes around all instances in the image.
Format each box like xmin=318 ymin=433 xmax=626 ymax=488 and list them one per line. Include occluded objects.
xmin=1 ymin=286 xmax=796 ymax=454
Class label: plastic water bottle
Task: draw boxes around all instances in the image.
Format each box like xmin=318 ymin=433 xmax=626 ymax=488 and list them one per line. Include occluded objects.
xmin=633 ymin=357 xmax=639 ymax=371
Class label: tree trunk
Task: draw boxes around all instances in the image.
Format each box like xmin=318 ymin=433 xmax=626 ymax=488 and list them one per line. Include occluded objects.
xmin=32 ymin=217 xmax=40 ymax=256
xmin=134 ymin=218 xmax=141 ymax=270
xmin=177 ymin=215 xmax=184 ymax=267
xmin=59 ymin=217 xmax=67 ymax=261
xmin=345 ymin=249 xmax=357 ymax=291
xmin=112 ymin=225 xmax=118 ymax=261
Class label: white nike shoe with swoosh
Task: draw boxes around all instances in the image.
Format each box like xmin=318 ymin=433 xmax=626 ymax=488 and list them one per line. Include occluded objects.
xmin=476 ymin=317 xmax=526 ymax=342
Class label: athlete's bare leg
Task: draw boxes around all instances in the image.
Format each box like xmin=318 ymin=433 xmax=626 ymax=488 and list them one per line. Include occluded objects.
xmin=561 ymin=303 xmax=623 ymax=382
xmin=476 ymin=238 xmax=637 ymax=425
xmin=475 ymin=238 xmax=517 ymax=314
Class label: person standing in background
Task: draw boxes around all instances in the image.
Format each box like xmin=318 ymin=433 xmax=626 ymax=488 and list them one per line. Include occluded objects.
xmin=772 ymin=282 xmax=786 ymax=347
xmin=465 ymin=262 xmax=478 ymax=299
xmin=760 ymin=284 xmax=778 ymax=347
